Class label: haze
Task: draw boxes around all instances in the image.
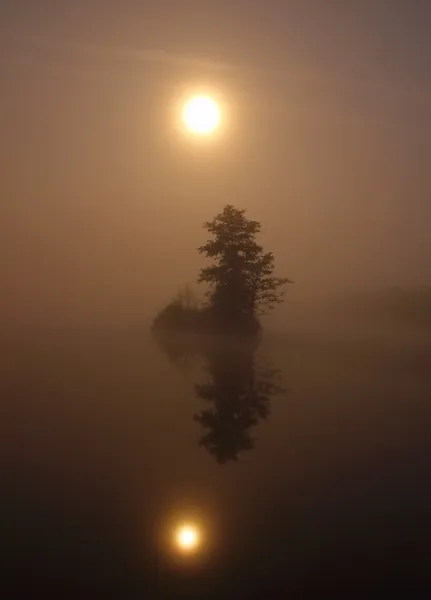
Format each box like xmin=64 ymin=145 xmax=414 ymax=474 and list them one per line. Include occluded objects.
xmin=1 ymin=3 xmax=431 ymax=596
xmin=2 ymin=1 xmax=431 ymax=333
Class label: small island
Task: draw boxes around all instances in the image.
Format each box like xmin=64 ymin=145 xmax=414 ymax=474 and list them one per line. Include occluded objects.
xmin=151 ymin=205 xmax=290 ymax=463
xmin=152 ymin=204 xmax=292 ymax=340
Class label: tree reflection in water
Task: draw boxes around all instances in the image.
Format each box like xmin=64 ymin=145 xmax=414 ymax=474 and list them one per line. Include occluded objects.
xmin=154 ymin=333 xmax=286 ymax=464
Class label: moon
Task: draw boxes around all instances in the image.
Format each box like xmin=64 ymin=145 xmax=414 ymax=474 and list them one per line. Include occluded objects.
xmin=175 ymin=523 xmax=200 ymax=552
xmin=182 ymin=96 xmax=221 ymax=135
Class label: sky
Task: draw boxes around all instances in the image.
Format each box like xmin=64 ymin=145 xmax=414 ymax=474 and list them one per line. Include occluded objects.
xmin=2 ymin=1 xmax=431 ymax=329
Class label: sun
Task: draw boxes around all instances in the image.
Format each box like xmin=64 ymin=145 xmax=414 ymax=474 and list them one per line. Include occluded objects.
xmin=182 ymin=96 xmax=220 ymax=135
xmin=175 ymin=523 xmax=201 ymax=553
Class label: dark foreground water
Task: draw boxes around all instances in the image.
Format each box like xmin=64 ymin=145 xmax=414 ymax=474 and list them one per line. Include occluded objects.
xmin=1 ymin=321 xmax=431 ymax=597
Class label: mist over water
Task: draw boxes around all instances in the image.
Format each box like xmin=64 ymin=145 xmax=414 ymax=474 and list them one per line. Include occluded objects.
xmin=2 ymin=1 xmax=431 ymax=595
xmin=2 ymin=304 xmax=430 ymax=593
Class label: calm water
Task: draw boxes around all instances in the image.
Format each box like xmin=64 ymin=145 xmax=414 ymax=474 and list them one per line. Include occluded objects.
xmin=2 ymin=322 xmax=431 ymax=596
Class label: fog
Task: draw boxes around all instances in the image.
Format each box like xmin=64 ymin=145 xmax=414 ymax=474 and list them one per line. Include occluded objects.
xmin=2 ymin=2 xmax=431 ymax=336
xmin=1 ymin=5 xmax=431 ymax=595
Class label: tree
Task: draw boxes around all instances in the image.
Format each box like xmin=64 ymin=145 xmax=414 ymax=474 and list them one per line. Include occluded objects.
xmin=198 ymin=205 xmax=292 ymax=328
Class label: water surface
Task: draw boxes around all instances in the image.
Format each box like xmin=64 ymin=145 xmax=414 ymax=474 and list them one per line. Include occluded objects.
xmin=2 ymin=321 xmax=430 ymax=596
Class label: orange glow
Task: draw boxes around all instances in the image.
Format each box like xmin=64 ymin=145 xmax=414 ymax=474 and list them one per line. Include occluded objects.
xmin=182 ymin=96 xmax=220 ymax=134
xmin=174 ymin=523 xmax=201 ymax=553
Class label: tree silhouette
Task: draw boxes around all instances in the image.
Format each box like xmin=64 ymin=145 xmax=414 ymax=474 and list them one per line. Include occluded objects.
xmin=198 ymin=205 xmax=292 ymax=330
xmin=194 ymin=343 xmax=286 ymax=464
xmin=153 ymin=332 xmax=286 ymax=464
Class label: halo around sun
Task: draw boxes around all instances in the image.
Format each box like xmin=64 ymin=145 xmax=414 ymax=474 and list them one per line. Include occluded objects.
xmin=182 ymin=96 xmax=221 ymax=135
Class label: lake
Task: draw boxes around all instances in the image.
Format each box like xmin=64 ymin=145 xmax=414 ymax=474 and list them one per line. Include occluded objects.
xmin=1 ymin=319 xmax=430 ymax=596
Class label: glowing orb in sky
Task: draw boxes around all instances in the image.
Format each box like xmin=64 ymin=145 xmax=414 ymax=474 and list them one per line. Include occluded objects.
xmin=175 ymin=523 xmax=201 ymax=552
xmin=182 ymin=96 xmax=220 ymax=135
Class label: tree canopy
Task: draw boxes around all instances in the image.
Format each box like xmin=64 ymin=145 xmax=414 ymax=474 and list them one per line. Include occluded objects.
xmin=198 ymin=205 xmax=292 ymax=329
